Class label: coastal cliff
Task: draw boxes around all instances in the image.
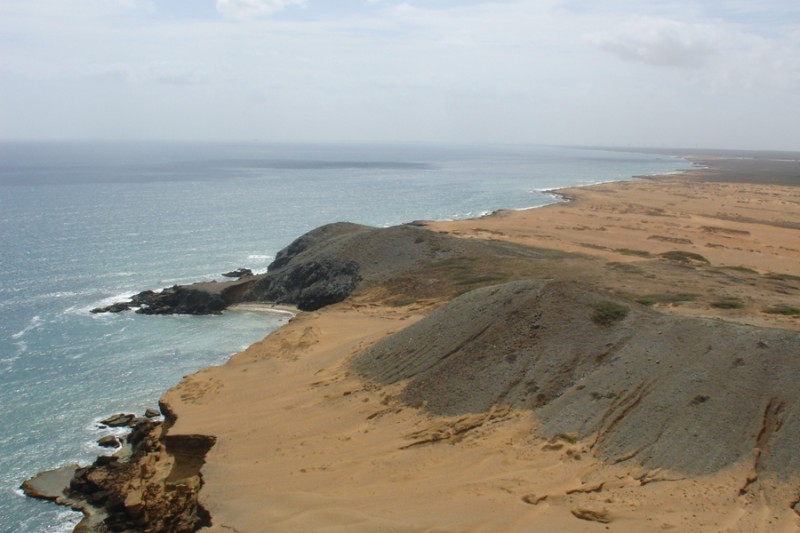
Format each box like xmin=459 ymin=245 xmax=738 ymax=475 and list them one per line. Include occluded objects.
xmin=26 ymin=170 xmax=800 ymax=531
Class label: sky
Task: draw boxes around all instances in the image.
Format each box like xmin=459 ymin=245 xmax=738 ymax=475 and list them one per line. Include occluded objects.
xmin=1 ymin=0 xmax=799 ymax=150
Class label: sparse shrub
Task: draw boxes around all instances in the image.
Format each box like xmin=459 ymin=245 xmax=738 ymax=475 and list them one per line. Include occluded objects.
xmin=555 ymin=432 xmax=579 ymax=444
xmin=764 ymin=305 xmax=800 ymax=316
xmin=607 ymin=262 xmax=645 ymax=274
xmin=766 ymin=273 xmax=800 ymax=282
xmin=711 ymin=298 xmax=745 ymax=309
xmin=616 ymin=248 xmax=651 ymax=257
xmin=636 ymin=293 xmax=699 ymax=306
xmin=591 ymin=301 xmax=629 ymax=326
xmin=659 ymin=251 xmax=710 ymax=264
xmin=580 ymin=243 xmax=609 ymax=251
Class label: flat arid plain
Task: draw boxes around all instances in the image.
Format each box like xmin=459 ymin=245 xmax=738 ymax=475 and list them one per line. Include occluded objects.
xmin=46 ymin=152 xmax=800 ymax=532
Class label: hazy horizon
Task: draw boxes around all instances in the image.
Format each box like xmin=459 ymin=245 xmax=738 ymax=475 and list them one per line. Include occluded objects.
xmin=2 ymin=1 xmax=799 ymax=151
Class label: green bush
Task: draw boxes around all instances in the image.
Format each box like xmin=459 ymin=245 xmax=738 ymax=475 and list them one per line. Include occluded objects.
xmin=591 ymin=301 xmax=629 ymax=326
xmin=711 ymin=298 xmax=745 ymax=309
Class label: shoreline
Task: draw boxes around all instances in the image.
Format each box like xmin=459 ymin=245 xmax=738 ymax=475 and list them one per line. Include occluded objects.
xmin=225 ymin=303 xmax=298 ymax=317
xmin=428 ymin=152 xmax=800 ymax=330
xmin=27 ymin=150 xmax=800 ymax=531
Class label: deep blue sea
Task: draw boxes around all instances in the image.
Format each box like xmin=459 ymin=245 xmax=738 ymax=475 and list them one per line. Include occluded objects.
xmin=0 ymin=142 xmax=691 ymax=531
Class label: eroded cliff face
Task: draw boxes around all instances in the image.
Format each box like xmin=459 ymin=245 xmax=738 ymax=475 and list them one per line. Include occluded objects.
xmin=24 ymin=409 xmax=214 ymax=533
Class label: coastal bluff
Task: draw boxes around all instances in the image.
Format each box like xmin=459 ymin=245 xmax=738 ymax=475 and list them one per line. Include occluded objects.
xmin=92 ymin=221 xmax=566 ymax=314
xmin=29 ymin=184 xmax=800 ymax=531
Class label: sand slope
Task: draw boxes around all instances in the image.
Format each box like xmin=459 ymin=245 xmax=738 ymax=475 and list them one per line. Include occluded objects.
xmin=160 ymin=299 xmax=799 ymax=532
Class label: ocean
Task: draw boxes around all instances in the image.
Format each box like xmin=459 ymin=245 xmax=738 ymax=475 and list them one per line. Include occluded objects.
xmin=0 ymin=141 xmax=691 ymax=531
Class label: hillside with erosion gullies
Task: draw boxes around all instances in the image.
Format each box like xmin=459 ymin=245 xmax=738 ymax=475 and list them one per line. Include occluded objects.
xmin=354 ymin=279 xmax=800 ymax=478
xmin=29 ymin=158 xmax=800 ymax=531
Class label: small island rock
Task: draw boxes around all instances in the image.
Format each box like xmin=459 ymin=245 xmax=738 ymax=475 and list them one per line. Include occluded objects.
xmin=100 ymin=413 xmax=136 ymax=428
xmin=222 ymin=268 xmax=253 ymax=278
xmin=97 ymin=435 xmax=121 ymax=448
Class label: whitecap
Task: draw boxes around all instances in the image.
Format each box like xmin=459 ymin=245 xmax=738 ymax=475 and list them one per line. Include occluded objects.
xmin=11 ymin=315 xmax=43 ymax=339
xmin=247 ymin=254 xmax=272 ymax=263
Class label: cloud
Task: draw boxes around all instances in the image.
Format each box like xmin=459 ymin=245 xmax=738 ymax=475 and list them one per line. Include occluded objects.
xmin=588 ymin=13 xmax=800 ymax=93
xmin=590 ymin=16 xmax=721 ymax=68
xmin=215 ymin=0 xmax=306 ymax=19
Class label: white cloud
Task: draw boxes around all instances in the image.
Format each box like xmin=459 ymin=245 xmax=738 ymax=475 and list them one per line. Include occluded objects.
xmin=588 ymin=14 xmax=800 ymax=93
xmin=589 ymin=16 xmax=721 ymax=68
xmin=215 ymin=0 xmax=306 ymax=19
xmin=1 ymin=0 xmax=799 ymax=148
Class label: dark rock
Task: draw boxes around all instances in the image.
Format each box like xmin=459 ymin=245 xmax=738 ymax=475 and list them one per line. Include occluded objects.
xmin=90 ymin=302 xmax=131 ymax=314
xmin=94 ymin=455 xmax=119 ymax=467
xmin=247 ymin=221 xmax=558 ymax=312
xmin=261 ymin=259 xmax=361 ymax=312
xmin=84 ymin=489 xmax=111 ymax=506
xmin=100 ymin=413 xmax=136 ymax=428
xmin=127 ymin=419 xmax=160 ymax=450
xmin=222 ymin=268 xmax=253 ymax=278
xmin=135 ymin=285 xmax=227 ymax=315
xmin=97 ymin=435 xmax=121 ymax=448
xmin=144 ymin=407 xmax=161 ymax=418
xmin=129 ymin=290 xmax=159 ymax=307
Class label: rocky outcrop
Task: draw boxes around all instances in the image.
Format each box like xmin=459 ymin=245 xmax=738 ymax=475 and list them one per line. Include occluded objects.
xmin=243 ymin=221 xmax=563 ymax=311
xmin=134 ymin=285 xmax=228 ymax=315
xmin=97 ymin=435 xmax=121 ymax=448
xmin=90 ymin=221 xmax=563 ymax=315
xmin=90 ymin=302 xmax=132 ymax=314
xmin=100 ymin=413 xmax=138 ymax=428
xmin=244 ymin=259 xmax=360 ymax=311
xmin=221 ymin=268 xmax=253 ymax=278
xmin=23 ymin=413 xmax=212 ymax=533
xmin=90 ymin=278 xmax=259 ymax=316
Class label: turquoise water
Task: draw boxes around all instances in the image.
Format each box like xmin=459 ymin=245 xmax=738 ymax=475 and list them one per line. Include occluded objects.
xmin=0 ymin=142 xmax=690 ymax=531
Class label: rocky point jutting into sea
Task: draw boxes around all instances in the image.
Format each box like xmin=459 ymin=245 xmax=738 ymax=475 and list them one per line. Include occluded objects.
xmin=24 ymin=153 xmax=800 ymax=532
